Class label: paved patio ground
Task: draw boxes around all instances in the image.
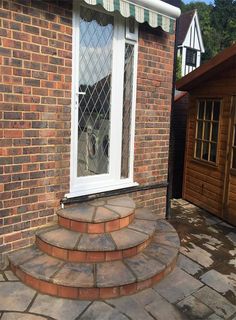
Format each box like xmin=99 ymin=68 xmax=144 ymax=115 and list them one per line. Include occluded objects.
xmin=0 ymin=200 xmax=235 ymax=320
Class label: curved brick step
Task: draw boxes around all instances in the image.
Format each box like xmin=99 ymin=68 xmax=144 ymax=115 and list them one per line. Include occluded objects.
xmin=9 ymin=221 xmax=180 ymax=300
xmin=58 ymin=196 xmax=136 ymax=233
xmin=36 ymin=216 xmax=156 ymax=262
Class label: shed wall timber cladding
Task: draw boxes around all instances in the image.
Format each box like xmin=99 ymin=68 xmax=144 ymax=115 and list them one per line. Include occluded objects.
xmin=0 ymin=0 xmax=175 ymax=260
xmin=183 ymin=66 xmax=236 ymax=220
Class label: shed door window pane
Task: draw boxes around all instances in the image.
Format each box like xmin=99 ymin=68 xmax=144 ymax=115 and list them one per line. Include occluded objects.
xmin=195 ymin=99 xmax=220 ymax=163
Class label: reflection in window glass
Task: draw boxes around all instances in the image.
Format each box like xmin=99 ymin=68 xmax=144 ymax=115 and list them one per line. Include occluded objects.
xmin=232 ymin=125 xmax=236 ymax=169
xmin=195 ymin=99 xmax=220 ymax=163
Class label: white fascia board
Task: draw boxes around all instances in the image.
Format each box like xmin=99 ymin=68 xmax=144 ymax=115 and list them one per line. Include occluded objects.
xmin=194 ymin=11 xmax=205 ymax=53
xmin=130 ymin=0 xmax=181 ymax=19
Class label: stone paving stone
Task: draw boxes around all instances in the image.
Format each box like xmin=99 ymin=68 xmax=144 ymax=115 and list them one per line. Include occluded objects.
xmin=1 ymin=313 xmax=47 ymax=320
xmin=105 ymin=205 xmax=133 ymax=218
xmin=200 ymin=269 xmax=236 ymax=296
xmin=97 ymin=261 xmax=135 ymax=287
xmin=145 ymin=242 xmax=178 ymax=266
xmin=30 ymin=294 xmax=90 ymax=320
xmin=226 ymin=232 xmax=236 ymax=245
xmin=21 ymin=253 xmax=64 ymax=281
xmin=94 ymin=207 xmax=120 ymax=222
xmin=135 ymin=208 xmax=159 ymax=221
xmin=8 ymin=246 xmax=43 ymax=266
xmin=58 ymin=204 xmax=95 ymax=222
xmin=153 ymin=267 xmax=203 ymax=303
xmin=132 ymin=288 xmax=162 ymax=306
xmin=177 ymin=295 xmax=214 ymax=319
xmin=153 ymin=231 xmax=180 ymax=248
xmin=125 ymin=253 xmax=165 ymax=281
xmin=204 ymin=215 xmax=222 ymax=226
xmin=53 ymin=262 xmax=94 ymax=287
xmin=111 ymin=228 xmax=147 ymax=250
xmin=0 ymin=282 xmax=36 ymax=311
xmin=90 ymin=199 xmax=106 ymax=207
xmin=80 ymin=301 xmax=129 ymax=320
xmin=155 ymin=219 xmax=177 ymax=233
xmin=207 ymin=314 xmax=224 ymax=320
xmin=106 ymin=197 xmax=135 ymax=208
xmin=180 ymin=242 xmax=214 ymax=267
xmin=128 ymin=219 xmax=156 ymax=235
xmin=4 ymin=270 xmax=19 ymax=281
xmin=78 ymin=233 xmax=116 ymax=251
xmin=39 ymin=227 xmax=80 ymax=249
xmin=0 ymin=274 xmax=5 ymax=281
xmin=177 ymin=253 xmax=203 ymax=275
xmin=107 ymin=296 xmax=154 ymax=320
xmin=193 ymin=286 xmax=236 ymax=319
xmin=145 ymin=293 xmax=188 ymax=320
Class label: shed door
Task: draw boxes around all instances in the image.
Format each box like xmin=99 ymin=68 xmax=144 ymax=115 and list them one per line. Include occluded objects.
xmin=222 ymin=96 xmax=236 ymax=225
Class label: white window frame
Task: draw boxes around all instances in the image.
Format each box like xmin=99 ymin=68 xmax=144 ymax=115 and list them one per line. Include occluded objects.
xmin=66 ymin=1 xmax=139 ymax=198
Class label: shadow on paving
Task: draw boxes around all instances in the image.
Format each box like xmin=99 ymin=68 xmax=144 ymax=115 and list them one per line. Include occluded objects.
xmin=169 ymin=199 xmax=236 ymax=305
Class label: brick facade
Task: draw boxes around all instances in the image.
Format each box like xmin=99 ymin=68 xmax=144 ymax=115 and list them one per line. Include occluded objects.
xmin=0 ymin=0 xmax=175 ymax=266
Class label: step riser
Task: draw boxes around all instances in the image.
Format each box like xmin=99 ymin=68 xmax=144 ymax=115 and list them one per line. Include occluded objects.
xmin=58 ymin=213 xmax=135 ymax=234
xmin=10 ymin=258 xmax=177 ymax=300
xmin=36 ymin=237 xmax=152 ymax=263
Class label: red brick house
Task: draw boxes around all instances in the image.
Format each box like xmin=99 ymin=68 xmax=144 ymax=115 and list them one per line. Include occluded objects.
xmin=0 ymin=0 xmax=181 ymax=299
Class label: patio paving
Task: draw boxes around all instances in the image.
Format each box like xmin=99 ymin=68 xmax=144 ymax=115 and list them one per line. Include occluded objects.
xmin=0 ymin=199 xmax=235 ymax=320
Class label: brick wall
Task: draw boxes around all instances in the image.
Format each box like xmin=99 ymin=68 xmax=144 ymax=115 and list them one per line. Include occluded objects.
xmin=132 ymin=25 xmax=175 ymax=214
xmin=0 ymin=0 xmax=73 ymax=266
xmin=0 ymin=0 xmax=175 ymax=266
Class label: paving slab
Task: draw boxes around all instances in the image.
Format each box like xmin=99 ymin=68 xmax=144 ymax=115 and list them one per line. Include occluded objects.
xmin=104 ymin=205 xmax=133 ymax=218
xmin=200 ymin=269 xmax=236 ymax=297
xmin=145 ymin=242 xmax=178 ymax=266
xmin=226 ymin=232 xmax=236 ymax=246
xmin=155 ymin=219 xmax=177 ymax=233
xmin=4 ymin=270 xmax=20 ymax=281
xmin=132 ymin=288 xmax=162 ymax=306
xmin=177 ymin=295 xmax=214 ymax=319
xmin=1 ymin=313 xmax=47 ymax=320
xmin=153 ymin=231 xmax=180 ymax=248
xmin=135 ymin=208 xmax=159 ymax=221
xmin=94 ymin=207 xmax=120 ymax=222
xmin=38 ymin=227 xmax=80 ymax=250
xmin=30 ymin=294 xmax=90 ymax=320
xmin=0 ymin=274 xmax=5 ymax=281
xmin=106 ymin=197 xmax=135 ymax=208
xmin=145 ymin=293 xmax=188 ymax=320
xmin=111 ymin=228 xmax=147 ymax=250
xmin=128 ymin=219 xmax=156 ymax=235
xmin=153 ymin=267 xmax=203 ymax=303
xmin=207 ymin=314 xmax=224 ymax=320
xmin=124 ymin=253 xmax=165 ymax=281
xmin=96 ymin=261 xmax=135 ymax=287
xmin=177 ymin=254 xmax=203 ymax=275
xmin=80 ymin=301 xmax=129 ymax=320
xmin=78 ymin=233 xmax=115 ymax=251
xmin=180 ymin=242 xmax=214 ymax=267
xmin=107 ymin=296 xmax=154 ymax=320
xmin=58 ymin=204 xmax=95 ymax=222
xmin=53 ymin=262 xmax=94 ymax=287
xmin=0 ymin=282 xmax=35 ymax=311
xmin=193 ymin=286 xmax=236 ymax=319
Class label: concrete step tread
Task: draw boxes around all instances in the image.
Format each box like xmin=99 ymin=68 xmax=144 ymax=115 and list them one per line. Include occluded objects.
xmin=36 ymin=216 xmax=158 ymax=253
xmin=58 ymin=196 xmax=136 ymax=223
xmin=9 ymin=225 xmax=179 ymax=291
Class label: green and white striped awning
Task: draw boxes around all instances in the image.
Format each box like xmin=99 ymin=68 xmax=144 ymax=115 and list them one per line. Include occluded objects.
xmin=83 ymin=0 xmax=180 ymax=33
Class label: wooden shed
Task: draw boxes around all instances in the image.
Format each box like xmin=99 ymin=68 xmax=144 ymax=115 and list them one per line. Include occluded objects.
xmin=176 ymin=44 xmax=236 ymax=226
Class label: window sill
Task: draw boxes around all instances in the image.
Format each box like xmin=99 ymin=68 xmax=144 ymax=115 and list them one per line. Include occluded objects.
xmin=191 ymin=158 xmax=218 ymax=169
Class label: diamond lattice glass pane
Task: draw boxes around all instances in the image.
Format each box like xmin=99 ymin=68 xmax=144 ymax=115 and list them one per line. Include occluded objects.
xmin=77 ymin=7 xmax=113 ymax=177
xmin=121 ymin=44 xmax=135 ymax=178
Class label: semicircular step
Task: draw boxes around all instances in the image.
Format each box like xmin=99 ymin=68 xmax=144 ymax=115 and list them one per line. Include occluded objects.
xmin=57 ymin=196 xmax=136 ymax=234
xmin=9 ymin=222 xmax=180 ymax=300
xmin=36 ymin=216 xmax=157 ymax=262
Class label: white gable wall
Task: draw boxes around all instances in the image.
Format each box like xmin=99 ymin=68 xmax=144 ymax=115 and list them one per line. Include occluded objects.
xmin=178 ymin=11 xmax=205 ymax=77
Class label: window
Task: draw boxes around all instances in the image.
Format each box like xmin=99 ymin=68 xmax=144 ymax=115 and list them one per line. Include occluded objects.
xmin=231 ymin=124 xmax=236 ymax=169
xmin=195 ymin=99 xmax=220 ymax=163
xmin=186 ymin=48 xmax=197 ymax=67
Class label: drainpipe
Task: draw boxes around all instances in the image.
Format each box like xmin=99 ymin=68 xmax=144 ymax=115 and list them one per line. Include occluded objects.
xmin=166 ymin=8 xmax=180 ymax=220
